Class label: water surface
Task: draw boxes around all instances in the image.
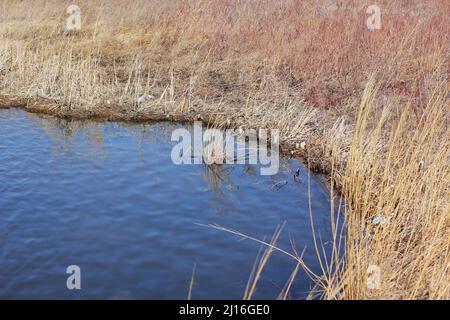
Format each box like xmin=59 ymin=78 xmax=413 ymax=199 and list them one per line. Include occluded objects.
xmin=0 ymin=108 xmax=333 ymax=299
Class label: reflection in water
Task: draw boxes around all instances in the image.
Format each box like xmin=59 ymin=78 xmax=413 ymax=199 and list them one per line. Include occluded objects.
xmin=36 ymin=114 xmax=290 ymax=196
xmin=202 ymin=164 xmax=237 ymax=195
xmin=0 ymin=108 xmax=335 ymax=299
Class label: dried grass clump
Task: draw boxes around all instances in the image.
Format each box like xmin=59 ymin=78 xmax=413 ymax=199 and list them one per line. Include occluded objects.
xmin=322 ymin=79 xmax=449 ymax=299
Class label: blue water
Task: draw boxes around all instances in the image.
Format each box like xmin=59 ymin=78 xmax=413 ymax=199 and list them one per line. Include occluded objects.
xmin=0 ymin=108 xmax=333 ymax=299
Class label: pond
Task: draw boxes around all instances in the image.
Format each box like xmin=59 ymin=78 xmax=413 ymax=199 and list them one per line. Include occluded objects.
xmin=0 ymin=108 xmax=334 ymax=299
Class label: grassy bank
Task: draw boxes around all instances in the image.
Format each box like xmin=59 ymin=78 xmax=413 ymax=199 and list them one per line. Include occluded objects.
xmin=0 ymin=0 xmax=448 ymax=299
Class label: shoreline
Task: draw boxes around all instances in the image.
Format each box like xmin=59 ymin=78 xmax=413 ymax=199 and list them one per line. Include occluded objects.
xmin=0 ymin=94 xmax=333 ymax=178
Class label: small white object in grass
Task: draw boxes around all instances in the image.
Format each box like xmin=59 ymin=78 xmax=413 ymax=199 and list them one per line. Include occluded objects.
xmin=372 ymin=214 xmax=390 ymax=225
xmin=300 ymin=141 xmax=306 ymax=150
xmin=137 ymin=94 xmax=155 ymax=103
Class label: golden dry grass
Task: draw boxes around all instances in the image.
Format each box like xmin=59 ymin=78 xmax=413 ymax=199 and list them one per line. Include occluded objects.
xmin=321 ymin=78 xmax=449 ymax=299
xmin=0 ymin=0 xmax=448 ymax=299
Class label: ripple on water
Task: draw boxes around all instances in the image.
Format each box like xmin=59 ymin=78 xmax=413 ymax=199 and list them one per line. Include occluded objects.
xmin=0 ymin=108 xmax=335 ymax=299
